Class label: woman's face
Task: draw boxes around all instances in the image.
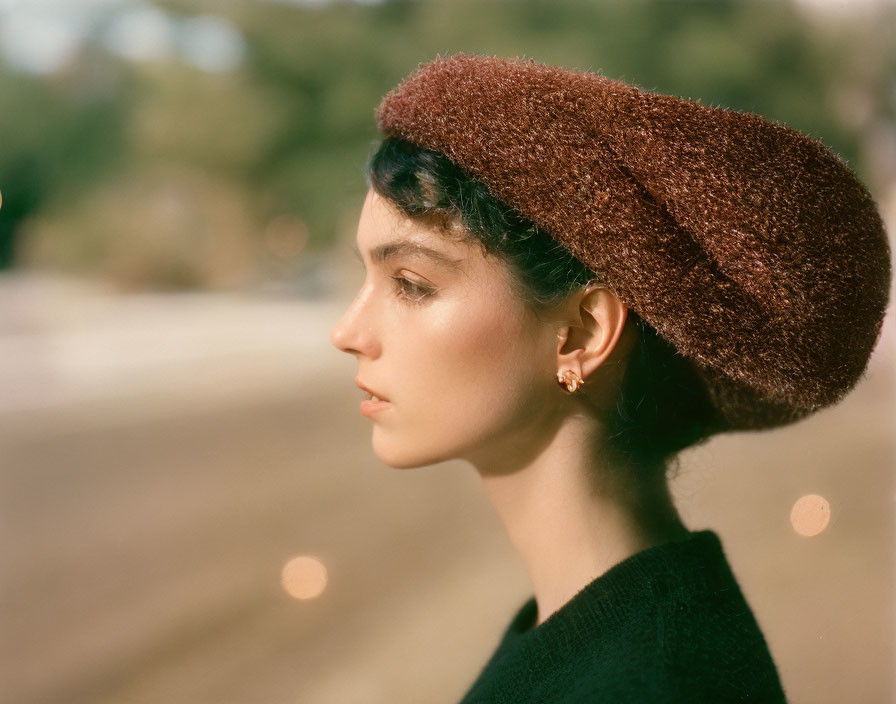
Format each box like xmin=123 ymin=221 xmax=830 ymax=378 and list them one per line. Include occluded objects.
xmin=330 ymin=189 xmax=565 ymax=471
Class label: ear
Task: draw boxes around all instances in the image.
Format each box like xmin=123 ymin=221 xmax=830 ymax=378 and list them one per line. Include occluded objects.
xmin=555 ymin=284 xmax=633 ymax=383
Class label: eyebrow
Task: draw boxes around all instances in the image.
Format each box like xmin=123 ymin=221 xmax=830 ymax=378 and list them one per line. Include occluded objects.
xmin=352 ymin=240 xmax=464 ymax=271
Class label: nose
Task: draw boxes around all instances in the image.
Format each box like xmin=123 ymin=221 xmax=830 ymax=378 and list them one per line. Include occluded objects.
xmin=329 ymin=288 xmax=380 ymax=358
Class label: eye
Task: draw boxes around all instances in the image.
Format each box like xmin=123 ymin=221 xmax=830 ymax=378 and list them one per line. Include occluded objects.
xmin=392 ymin=275 xmax=435 ymax=304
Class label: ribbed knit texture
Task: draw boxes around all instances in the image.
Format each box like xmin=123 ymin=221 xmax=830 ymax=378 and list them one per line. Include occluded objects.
xmin=457 ymin=531 xmax=787 ymax=703
xmin=376 ymin=53 xmax=892 ymax=432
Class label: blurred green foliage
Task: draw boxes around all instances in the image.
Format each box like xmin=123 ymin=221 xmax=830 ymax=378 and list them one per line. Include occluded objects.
xmin=0 ymin=56 xmax=129 ymax=268
xmin=1 ymin=0 xmax=893 ymax=289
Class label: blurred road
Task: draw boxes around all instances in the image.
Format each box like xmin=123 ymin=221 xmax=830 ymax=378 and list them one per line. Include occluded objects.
xmin=1 ymin=272 xmax=894 ymax=704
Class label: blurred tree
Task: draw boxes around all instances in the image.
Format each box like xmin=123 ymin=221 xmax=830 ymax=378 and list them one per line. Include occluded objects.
xmin=0 ymin=53 xmax=128 ymax=269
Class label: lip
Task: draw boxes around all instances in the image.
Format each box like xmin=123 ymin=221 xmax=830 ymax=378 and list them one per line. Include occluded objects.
xmin=354 ymin=377 xmax=389 ymax=402
xmin=360 ymin=398 xmax=391 ymax=417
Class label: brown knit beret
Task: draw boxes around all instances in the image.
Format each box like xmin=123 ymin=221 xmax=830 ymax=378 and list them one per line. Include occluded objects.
xmin=375 ymin=53 xmax=892 ymax=432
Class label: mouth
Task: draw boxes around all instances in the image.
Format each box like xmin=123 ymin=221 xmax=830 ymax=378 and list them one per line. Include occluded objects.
xmin=355 ymin=377 xmax=389 ymax=402
xmin=359 ymin=395 xmax=390 ymax=418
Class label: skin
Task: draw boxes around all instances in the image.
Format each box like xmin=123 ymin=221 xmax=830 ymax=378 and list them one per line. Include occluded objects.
xmin=330 ymin=188 xmax=687 ymax=627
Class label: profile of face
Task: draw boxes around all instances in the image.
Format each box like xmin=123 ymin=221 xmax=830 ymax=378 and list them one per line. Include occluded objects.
xmin=329 ymin=189 xmax=574 ymax=471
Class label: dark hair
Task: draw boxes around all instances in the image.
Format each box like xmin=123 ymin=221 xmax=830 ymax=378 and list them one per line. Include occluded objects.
xmin=366 ymin=136 xmax=720 ymax=479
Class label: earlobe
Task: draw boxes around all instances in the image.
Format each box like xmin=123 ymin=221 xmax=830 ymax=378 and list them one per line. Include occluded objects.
xmin=557 ymin=369 xmax=585 ymax=393
xmin=555 ymin=322 xmax=587 ymax=387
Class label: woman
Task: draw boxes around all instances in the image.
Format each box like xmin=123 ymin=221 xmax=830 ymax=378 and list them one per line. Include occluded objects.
xmin=329 ymin=54 xmax=891 ymax=703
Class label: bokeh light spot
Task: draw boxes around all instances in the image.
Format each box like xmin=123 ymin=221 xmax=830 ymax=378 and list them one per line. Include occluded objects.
xmin=264 ymin=215 xmax=308 ymax=259
xmin=790 ymin=494 xmax=831 ymax=537
xmin=281 ymin=555 xmax=328 ymax=600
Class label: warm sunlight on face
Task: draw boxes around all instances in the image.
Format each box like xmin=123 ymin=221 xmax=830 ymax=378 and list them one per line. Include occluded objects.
xmin=329 ymin=189 xmax=564 ymax=470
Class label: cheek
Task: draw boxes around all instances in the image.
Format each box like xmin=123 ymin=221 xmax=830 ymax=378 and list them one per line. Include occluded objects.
xmin=396 ymin=292 xmax=550 ymax=442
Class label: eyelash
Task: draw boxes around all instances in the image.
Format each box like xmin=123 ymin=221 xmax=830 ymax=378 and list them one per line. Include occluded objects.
xmin=392 ymin=276 xmax=434 ymax=304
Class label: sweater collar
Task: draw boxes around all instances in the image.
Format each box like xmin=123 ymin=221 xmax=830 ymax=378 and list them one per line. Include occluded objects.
xmin=496 ymin=530 xmax=728 ymax=662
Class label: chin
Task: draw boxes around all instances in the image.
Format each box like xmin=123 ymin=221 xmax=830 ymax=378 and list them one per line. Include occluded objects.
xmin=371 ymin=431 xmax=457 ymax=469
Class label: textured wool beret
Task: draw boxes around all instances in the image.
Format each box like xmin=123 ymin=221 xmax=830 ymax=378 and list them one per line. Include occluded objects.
xmin=375 ymin=52 xmax=892 ymax=432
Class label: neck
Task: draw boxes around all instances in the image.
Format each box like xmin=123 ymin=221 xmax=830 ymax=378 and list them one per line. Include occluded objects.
xmin=469 ymin=413 xmax=687 ymax=628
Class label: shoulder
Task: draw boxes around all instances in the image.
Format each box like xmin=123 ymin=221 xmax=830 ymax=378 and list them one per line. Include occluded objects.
xmin=552 ymin=619 xmax=786 ymax=704
xmin=460 ymin=532 xmax=788 ymax=703
xmin=539 ymin=532 xmax=789 ymax=703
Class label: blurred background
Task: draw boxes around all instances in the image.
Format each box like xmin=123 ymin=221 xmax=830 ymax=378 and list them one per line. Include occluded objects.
xmin=0 ymin=0 xmax=894 ymax=702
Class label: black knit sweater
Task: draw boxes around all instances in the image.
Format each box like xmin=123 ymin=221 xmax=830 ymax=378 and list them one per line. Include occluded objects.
xmin=457 ymin=531 xmax=787 ymax=703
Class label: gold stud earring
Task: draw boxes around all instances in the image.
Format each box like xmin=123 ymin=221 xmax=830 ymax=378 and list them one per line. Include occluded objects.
xmin=557 ymin=369 xmax=584 ymax=393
